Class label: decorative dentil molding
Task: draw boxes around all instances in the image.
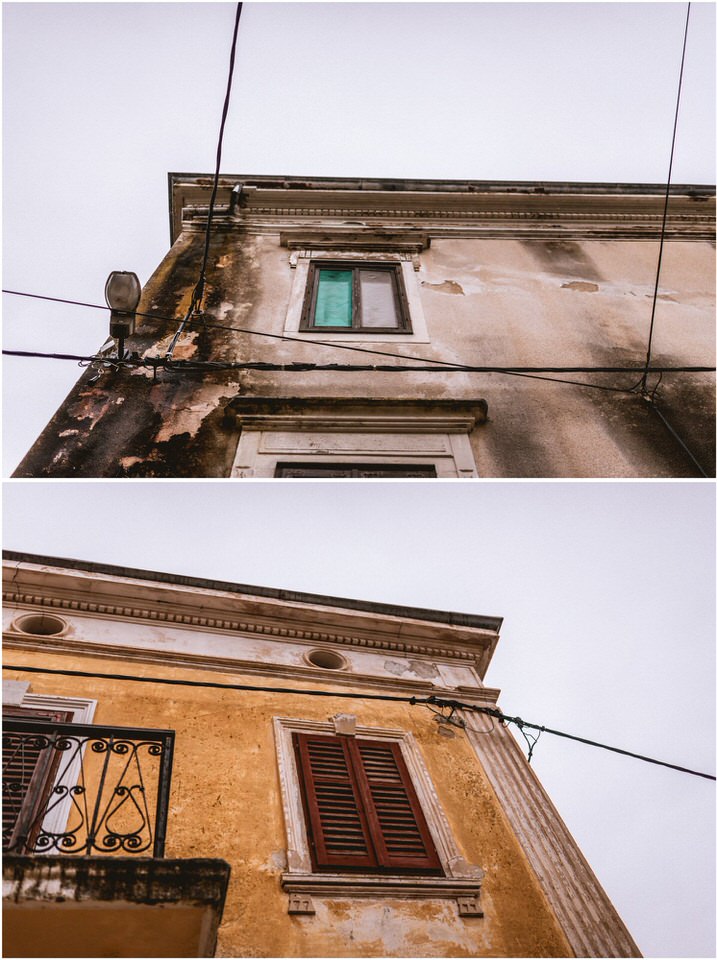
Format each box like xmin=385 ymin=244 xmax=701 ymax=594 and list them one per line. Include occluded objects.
xmin=3 ymin=590 xmax=481 ymax=662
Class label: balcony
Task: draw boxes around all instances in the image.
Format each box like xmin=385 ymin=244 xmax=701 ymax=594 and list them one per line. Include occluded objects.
xmin=2 ymin=719 xmax=230 ymax=958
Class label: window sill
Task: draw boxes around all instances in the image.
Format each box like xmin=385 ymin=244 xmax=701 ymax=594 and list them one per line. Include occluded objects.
xmin=281 ymin=872 xmax=483 ymax=916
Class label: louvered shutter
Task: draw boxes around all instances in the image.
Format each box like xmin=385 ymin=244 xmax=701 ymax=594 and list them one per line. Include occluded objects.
xmin=294 ymin=733 xmax=442 ymax=874
xmin=294 ymin=733 xmax=377 ymax=869
xmin=352 ymin=739 xmax=442 ymax=873
xmin=2 ymin=707 xmax=71 ymax=852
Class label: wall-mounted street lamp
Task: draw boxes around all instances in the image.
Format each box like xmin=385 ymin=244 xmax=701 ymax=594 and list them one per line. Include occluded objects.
xmin=105 ymin=271 xmax=142 ymax=359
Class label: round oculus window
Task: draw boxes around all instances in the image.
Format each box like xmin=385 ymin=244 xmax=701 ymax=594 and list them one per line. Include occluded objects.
xmin=306 ymin=649 xmax=346 ymax=671
xmin=14 ymin=613 xmax=67 ymax=637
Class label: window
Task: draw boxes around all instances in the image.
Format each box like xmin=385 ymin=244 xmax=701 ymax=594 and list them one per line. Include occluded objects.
xmin=2 ymin=706 xmax=72 ymax=852
xmin=275 ymin=463 xmax=438 ymax=478
xmin=300 ymin=262 xmax=411 ymax=332
xmin=275 ymin=718 xmax=484 ymax=915
xmin=2 ymin=688 xmax=97 ymax=853
xmin=293 ymin=732 xmax=442 ymax=874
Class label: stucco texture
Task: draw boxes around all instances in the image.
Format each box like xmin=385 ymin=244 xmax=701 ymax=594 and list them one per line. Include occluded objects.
xmin=13 ymin=202 xmax=715 ymax=478
xmin=6 ymin=651 xmax=573 ymax=957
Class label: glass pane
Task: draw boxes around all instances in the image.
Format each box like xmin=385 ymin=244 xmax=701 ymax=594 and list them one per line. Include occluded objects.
xmin=314 ymin=269 xmax=353 ymax=327
xmin=358 ymin=270 xmax=399 ymax=328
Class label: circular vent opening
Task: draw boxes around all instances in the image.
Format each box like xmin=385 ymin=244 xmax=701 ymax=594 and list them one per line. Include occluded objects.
xmin=14 ymin=613 xmax=67 ymax=637
xmin=307 ymin=649 xmax=346 ymax=670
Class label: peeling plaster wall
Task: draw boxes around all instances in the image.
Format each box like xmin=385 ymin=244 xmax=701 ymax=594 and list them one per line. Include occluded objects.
xmin=13 ymin=192 xmax=715 ymax=477
xmin=13 ymin=228 xmax=252 ymax=478
xmin=4 ymin=646 xmax=573 ymax=958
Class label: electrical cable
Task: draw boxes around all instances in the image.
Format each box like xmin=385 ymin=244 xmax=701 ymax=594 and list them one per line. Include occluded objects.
xmin=8 ymin=349 xmax=712 ymax=374
xmin=3 ymin=662 xmax=715 ymax=781
xmin=7 ymin=349 xmax=715 ymax=395
xmin=194 ymin=2 xmax=243 ymax=313
xmin=166 ymin=2 xmax=243 ymax=361
xmin=3 ymin=289 xmax=715 ymax=393
xmin=4 ymin=288 xmax=647 ymax=373
xmin=640 ymin=2 xmax=691 ymax=394
xmin=645 ymin=398 xmax=709 ymax=476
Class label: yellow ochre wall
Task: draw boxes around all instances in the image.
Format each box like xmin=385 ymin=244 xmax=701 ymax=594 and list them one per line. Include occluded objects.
xmin=6 ymin=650 xmax=574 ymax=958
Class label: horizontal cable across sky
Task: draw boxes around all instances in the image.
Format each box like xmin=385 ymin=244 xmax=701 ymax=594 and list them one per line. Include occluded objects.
xmin=4 ymin=662 xmax=715 ymax=781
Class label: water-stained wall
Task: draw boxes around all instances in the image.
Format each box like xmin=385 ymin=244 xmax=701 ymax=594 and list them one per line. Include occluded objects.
xmin=13 ymin=179 xmax=715 ymax=477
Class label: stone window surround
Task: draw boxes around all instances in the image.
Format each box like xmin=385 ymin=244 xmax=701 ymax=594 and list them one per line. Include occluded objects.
xmin=2 ymin=682 xmax=97 ymax=844
xmin=273 ymin=715 xmax=484 ymax=917
xmin=229 ymin=410 xmax=482 ymax=479
xmin=285 ymin=251 xmax=430 ymax=344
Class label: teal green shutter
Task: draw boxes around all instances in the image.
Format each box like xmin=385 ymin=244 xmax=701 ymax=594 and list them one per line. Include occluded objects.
xmin=314 ymin=269 xmax=353 ymax=327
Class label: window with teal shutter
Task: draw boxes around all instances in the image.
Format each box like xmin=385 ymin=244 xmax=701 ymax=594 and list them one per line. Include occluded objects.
xmin=313 ymin=269 xmax=353 ymax=327
xmin=301 ymin=262 xmax=411 ymax=333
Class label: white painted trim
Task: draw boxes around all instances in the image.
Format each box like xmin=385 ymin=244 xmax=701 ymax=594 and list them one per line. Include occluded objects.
xmin=18 ymin=694 xmax=96 ymax=725
xmin=463 ymin=713 xmax=640 ymax=957
xmin=230 ymin=417 xmax=479 ymax=478
xmin=3 ymin=692 xmax=97 ymax=849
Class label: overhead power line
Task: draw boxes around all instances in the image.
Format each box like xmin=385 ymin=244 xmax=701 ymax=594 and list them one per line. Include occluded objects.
xmin=3 ymin=290 xmax=714 ymax=396
xmin=166 ymin=2 xmax=243 ymax=362
xmin=4 ymin=289 xmax=715 ymax=381
xmin=4 ymin=293 xmax=713 ymax=473
xmin=3 ymin=662 xmax=714 ymax=781
xmin=6 ymin=348 xmax=712 ymax=375
xmin=6 ymin=348 xmax=715 ymax=393
xmin=640 ymin=2 xmax=692 ymax=394
xmin=645 ymin=396 xmax=709 ymax=476
xmin=1 ymin=287 xmax=648 ymax=377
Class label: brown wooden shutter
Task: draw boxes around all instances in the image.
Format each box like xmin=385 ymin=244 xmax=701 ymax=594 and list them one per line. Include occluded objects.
xmin=352 ymin=739 xmax=442 ymax=873
xmin=2 ymin=707 xmax=72 ymax=852
xmin=293 ymin=732 xmax=377 ymax=869
xmin=294 ymin=732 xmax=442 ymax=874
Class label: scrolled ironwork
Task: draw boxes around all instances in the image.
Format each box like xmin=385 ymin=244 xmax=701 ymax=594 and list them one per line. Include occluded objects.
xmin=2 ymin=719 xmax=174 ymax=857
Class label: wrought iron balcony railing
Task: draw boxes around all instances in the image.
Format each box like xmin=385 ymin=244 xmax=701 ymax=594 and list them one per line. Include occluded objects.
xmin=2 ymin=719 xmax=174 ymax=857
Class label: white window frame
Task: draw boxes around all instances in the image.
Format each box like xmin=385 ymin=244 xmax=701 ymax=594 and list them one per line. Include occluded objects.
xmin=231 ymin=413 xmax=480 ymax=478
xmin=2 ymin=684 xmax=97 ymax=847
xmin=273 ymin=716 xmax=484 ymax=915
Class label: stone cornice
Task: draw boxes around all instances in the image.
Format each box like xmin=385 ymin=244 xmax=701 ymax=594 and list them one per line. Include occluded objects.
xmin=279 ymin=228 xmax=430 ymax=252
xmin=3 ymin=632 xmax=504 ymax=706
xmin=1 ymin=633 xmax=465 ymax=698
xmin=2 ymin=592 xmax=486 ymax=662
xmin=230 ymin=415 xmax=483 ymax=435
xmin=2 ymin=553 xmax=500 ymax=633
xmin=169 ymin=174 xmax=715 ymax=243
xmin=2 ymin=557 xmax=499 ymax=673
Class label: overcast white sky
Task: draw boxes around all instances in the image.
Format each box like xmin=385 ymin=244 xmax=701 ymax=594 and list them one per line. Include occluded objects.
xmin=3 ymin=480 xmax=715 ymax=957
xmin=2 ymin=1 xmax=715 ymax=471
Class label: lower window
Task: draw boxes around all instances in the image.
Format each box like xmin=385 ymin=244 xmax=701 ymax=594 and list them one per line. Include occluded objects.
xmin=2 ymin=706 xmax=71 ymax=852
xmin=275 ymin=463 xmax=437 ymax=478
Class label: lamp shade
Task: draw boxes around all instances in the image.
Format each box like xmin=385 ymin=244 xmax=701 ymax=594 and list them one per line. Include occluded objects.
xmin=105 ymin=271 xmax=142 ymax=312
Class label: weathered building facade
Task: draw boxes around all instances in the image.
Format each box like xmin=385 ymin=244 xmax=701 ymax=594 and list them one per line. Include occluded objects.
xmin=13 ymin=175 xmax=715 ymax=479
xmin=3 ymin=551 xmax=640 ymax=957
